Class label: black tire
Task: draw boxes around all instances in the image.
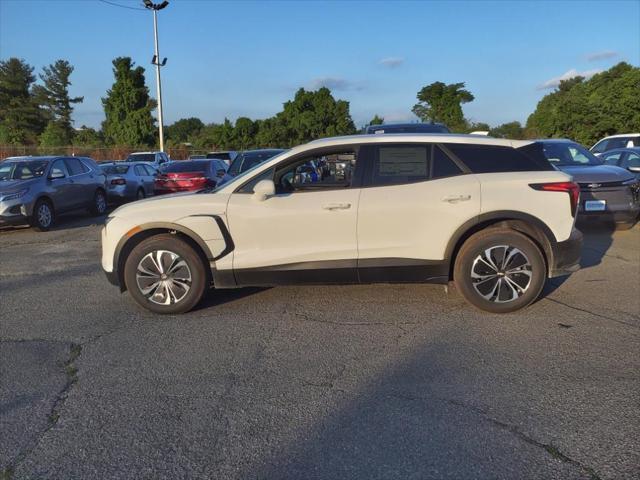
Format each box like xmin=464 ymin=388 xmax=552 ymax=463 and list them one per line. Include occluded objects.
xmin=453 ymin=228 xmax=546 ymax=314
xmin=31 ymin=198 xmax=55 ymax=231
xmin=123 ymin=234 xmax=207 ymax=314
xmin=136 ymin=188 xmax=146 ymax=200
xmin=90 ymin=189 xmax=107 ymax=216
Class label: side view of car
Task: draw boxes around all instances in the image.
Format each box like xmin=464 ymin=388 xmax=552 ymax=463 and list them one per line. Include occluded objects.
xmin=126 ymin=151 xmax=171 ymax=171
xmin=537 ymin=139 xmax=640 ymax=229
xmin=153 ymin=159 xmax=226 ymax=195
xmin=0 ymin=156 xmax=107 ymax=231
xmin=599 ymin=147 xmax=640 ymax=179
xmin=365 ymin=122 xmax=450 ymax=134
xmin=590 ymin=133 xmax=640 ymax=156
xmin=102 ymin=134 xmax=583 ymax=315
xmin=218 ymin=149 xmax=286 ymax=186
xmin=100 ymin=162 xmax=158 ymax=203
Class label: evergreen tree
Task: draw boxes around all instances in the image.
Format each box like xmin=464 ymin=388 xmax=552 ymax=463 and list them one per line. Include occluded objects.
xmin=101 ymin=57 xmax=156 ymax=146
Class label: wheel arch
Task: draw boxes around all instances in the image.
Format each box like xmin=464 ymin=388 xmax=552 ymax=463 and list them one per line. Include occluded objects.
xmin=32 ymin=194 xmax=55 ymax=216
xmin=113 ymin=222 xmax=214 ymax=291
xmin=446 ymin=211 xmax=558 ymax=280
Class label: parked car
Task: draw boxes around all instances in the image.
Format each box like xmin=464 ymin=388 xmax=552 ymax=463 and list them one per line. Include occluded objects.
xmin=100 ymin=162 xmax=157 ymax=203
xmin=205 ymin=151 xmax=238 ymax=166
xmin=153 ymin=160 xmax=224 ymax=195
xmin=365 ymin=122 xmax=450 ymax=134
xmin=188 ymin=154 xmax=206 ymax=160
xmin=599 ymin=147 xmax=640 ymax=179
xmin=102 ymin=134 xmax=583 ymax=315
xmin=218 ymin=149 xmax=286 ymax=186
xmin=0 ymin=156 xmax=107 ymax=231
xmin=126 ymin=151 xmax=171 ymax=171
xmin=590 ymin=133 xmax=640 ymax=156
xmin=537 ymin=139 xmax=640 ymax=229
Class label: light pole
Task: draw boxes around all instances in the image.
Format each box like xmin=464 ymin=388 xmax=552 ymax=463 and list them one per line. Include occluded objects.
xmin=144 ymin=0 xmax=169 ymax=152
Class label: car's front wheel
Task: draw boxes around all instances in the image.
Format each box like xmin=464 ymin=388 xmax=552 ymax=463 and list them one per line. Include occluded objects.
xmin=453 ymin=228 xmax=546 ymax=313
xmin=123 ymin=234 xmax=207 ymax=314
xmin=31 ymin=199 xmax=55 ymax=231
xmin=90 ymin=189 xmax=107 ymax=216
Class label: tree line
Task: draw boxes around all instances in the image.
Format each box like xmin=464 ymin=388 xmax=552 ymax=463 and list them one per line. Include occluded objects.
xmin=1 ymin=56 xmax=638 ymax=153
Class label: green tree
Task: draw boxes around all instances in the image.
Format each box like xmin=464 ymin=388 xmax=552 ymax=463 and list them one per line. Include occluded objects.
xmin=165 ymin=117 xmax=204 ymax=144
xmin=234 ymin=117 xmax=257 ymax=149
xmin=33 ymin=59 xmax=83 ymax=144
xmin=489 ymin=121 xmax=525 ymax=139
xmin=412 ymin=81 xmax=474 ymax=132
xmin=369 ymin=114 xmax=384 ymax=125
xmin=275 ymin=87 xmax=356 ymax=146
xmin=0 ymin=58 xmax=45 ymax=144
xmin=467 ymin=122 xmax=491 ymax=133
xmin=73 ymin=126 xmax=103 ymax=147
xmin=101 ymin=57 xmax=156 ymax=146
xmin=527 ymin=62 xmax=640 ymax=145
xmin=39 ymin=120 xmax=70 ymax=148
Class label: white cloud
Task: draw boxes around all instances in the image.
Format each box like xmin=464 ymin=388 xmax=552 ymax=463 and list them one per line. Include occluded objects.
xmin=378 ymin=57 xmax=405 ymax=68
xmin=537 ymin=68 xmax=602 ymax=90
xmin=309 ymin=77 xmax=363 ymax=91
xmin=586 ymin=50 xmax=618 ymax=62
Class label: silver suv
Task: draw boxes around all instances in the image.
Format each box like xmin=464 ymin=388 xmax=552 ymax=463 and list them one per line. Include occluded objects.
xmin=0 ymin=156 xmax=107 ymax=231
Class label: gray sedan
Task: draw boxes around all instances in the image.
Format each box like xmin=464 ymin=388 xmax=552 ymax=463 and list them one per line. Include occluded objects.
xmin=0 ymin=156 xmax=107 ymax=231
xmin=99 ymin=162 xmax=157 ymax=203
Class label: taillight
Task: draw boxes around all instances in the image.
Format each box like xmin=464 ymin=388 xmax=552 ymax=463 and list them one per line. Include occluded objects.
xmin=530 ymin=182 xmax=580 ymax=217
xmin=111 ymin=178 xmax=126 ymax=185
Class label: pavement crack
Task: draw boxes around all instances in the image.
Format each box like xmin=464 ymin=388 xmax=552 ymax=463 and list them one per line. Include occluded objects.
xmin=544 ymin=297 xmax=639 ymax=330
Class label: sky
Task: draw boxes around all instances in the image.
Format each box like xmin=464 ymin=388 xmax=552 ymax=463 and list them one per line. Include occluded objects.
xmin=1 ymin=0 xmax=639 ymax=130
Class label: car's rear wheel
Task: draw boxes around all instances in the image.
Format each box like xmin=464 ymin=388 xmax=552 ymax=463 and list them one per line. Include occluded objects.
xmin=123 ymin=234 xmax=207 ymax=314
xmin=453 ymin=228 xmax=546 ymax=313
xmin=90 ymin=189 xmax=107 ymax=216
xmin=31 ymin=199 xmax=54 ymax=231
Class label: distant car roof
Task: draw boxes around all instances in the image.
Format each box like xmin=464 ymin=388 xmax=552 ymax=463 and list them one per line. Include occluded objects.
xmin=598 ymin=133 xmax=640 ymax=140
xmin=534 ymin=138 xmax=577 ymax=144
xmin=240 ymin=148 xmax=286 ymax=155
xmin=2 ymin=156 xmax=59 ymax=162
xmin=365 ymin=123 xmax=450 ymax=134
xmin=601 ymin=147 xmax=640 ymax=153
xmin=99 ymin=161 xmax=155 ymax=166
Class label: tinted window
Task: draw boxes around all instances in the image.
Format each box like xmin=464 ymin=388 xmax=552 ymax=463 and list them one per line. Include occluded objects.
xmin=449 ymin=144 xmax=555 ymax=173
xmin=623 ymin=152 xmax=640 ymax=169
xmin=165 ymin=161 xmax=210 ymax=173
xmin=206 ymin=152 xmax=231 ymax=161
xmin=65 ymin=158 xmax=88 ymax=175
xmin=371 ymin=145 xmax=429 ymax=186
xmin=601 ymin=152 xmax=622 ymax=166
xmin=127 ymin=153 xmax=156 ymax=162
xmin=591 ymin=139 xmax=608 ymax=154
xmin=101 ymin=165 xmax=130 ymax=175
xmin=432 ymin=146 xmax=463 ymax=178
xmin=607 ymin=138 xmax=631 ymax=150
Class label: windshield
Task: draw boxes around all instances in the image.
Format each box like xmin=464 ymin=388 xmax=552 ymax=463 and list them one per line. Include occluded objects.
xmin=165 ymin=161 xmax=209 ymax=173
xmin=0 ymin=160 xmax=49 ymax=180
xmin=540 ymin=142 xmax=602 ymax=166
xmin=100 ymin=165 xmax=130 ymax=175
xmin=127 ymin=153 xmax=155 ymax=162
xmin=227 ymin=150 xmax=285 ymax=176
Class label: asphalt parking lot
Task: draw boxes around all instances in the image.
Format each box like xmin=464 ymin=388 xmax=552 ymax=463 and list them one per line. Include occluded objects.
xmin=0 ymin=212 xmax=638 ymax=480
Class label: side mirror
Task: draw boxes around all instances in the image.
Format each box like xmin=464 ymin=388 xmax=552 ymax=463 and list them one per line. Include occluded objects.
xmin=628 ymin=166 xmax=640 ymax=173
xmin=252 ymin=179 xmax=275 ymax=202
xmin=49 ymin=171 xmax=65 ymax=180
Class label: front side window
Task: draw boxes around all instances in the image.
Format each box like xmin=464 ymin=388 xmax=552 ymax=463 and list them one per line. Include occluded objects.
xmin=50 ymin=160 xmax=68 ymax=178
xmin=623 ymin=152 xmax=640 ymax=169
xmin=275 ymin=150 xmax=357 ymax=193
xmin=601 ymin=152 xmax=622 ymax=166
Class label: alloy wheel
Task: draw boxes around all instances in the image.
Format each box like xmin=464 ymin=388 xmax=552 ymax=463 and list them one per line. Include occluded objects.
xmin=135 ymin=250 xmax=192 ymax=305
xmin=37 ymin=203 xmax=52 ymax=228
xmin=470 ymin=245 xmax=532 ymax=303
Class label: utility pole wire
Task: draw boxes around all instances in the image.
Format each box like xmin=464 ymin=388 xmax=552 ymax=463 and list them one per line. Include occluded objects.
xmin=97 ymin=0 xmax=146 ymax=12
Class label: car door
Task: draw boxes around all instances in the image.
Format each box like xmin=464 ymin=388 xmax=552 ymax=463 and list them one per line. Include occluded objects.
xmin=225 ymin=146 xmax=364 ymax=285
xmin=142 ymin=164 xmax=157 ymax=194
xmin=64 ymin=157 xmax=94 ymax=208
xmin=47 ymin=159 xmax=76 ymax=212
xmin=356 ymin=143 xmax=481 ymax=282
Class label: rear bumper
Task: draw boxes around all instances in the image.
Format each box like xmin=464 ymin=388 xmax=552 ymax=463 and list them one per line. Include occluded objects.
xmin=549 ymin=228 xmax=583 ymax=277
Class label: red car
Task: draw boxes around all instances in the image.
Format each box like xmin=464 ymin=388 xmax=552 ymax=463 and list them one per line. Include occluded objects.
xmin=153 ymin=160 xmax=227 ymax=195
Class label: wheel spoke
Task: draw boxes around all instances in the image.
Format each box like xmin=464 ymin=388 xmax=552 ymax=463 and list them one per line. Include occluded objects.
xmin=471 ymin=244 xmax=533 ymax=304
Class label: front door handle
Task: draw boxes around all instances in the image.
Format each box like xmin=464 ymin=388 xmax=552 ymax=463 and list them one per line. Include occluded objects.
xmin=323 ymin=203 xmax=351 ymax=210
xmin=442 ymin=194 xmax=471 ymax=203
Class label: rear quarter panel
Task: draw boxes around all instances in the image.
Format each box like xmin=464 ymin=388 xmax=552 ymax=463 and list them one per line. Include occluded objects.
xmin=478 ymin=171 xmax=575 ymax=242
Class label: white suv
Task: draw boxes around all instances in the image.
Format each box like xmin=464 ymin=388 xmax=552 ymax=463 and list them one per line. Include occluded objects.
xmin=102 ymin=134 xmax=583 ymax=314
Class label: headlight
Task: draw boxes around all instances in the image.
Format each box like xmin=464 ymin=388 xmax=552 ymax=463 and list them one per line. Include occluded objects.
xmin=0 ymin=188 xmax=29 ymax=202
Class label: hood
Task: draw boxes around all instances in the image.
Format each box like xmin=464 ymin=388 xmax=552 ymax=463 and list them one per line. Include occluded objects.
xmin=557 ymin=164 xmax=634 ymax=183
xmin=0 ymin=177 xmax=42 ymax=193
xmin=110 ymin=190 xmax=231 ymax=223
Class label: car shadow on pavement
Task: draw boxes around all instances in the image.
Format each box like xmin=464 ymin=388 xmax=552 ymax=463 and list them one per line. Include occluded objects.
xmin=196 ymin=287 xmax=271 ymax=310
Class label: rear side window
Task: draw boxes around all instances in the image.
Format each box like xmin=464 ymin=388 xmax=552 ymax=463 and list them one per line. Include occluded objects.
xmin=432 ymin=146 xmax=463 ymax=178
xmin=65 ymin=158 xmax=89 ymax=175
xmin=134 ymin=165 xmax=146 ymax=176
xmin=448 ymin=144 xmax=554 ymax=173
xmin=371 ymin=145 xmax=430 ymax=186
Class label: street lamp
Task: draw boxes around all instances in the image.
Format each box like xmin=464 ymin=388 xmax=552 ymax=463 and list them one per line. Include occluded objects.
xmin=144 ymin=0 xmax=169 ymax=152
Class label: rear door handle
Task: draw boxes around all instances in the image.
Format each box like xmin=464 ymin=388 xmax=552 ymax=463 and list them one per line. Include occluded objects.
xmin=442 ymin=194 xmax=471 ymax=203
xmin=322 ymin=203 xmax=351 ymax=210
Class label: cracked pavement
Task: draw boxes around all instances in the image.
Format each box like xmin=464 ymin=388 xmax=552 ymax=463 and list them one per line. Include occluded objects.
xmin=0 ymin=213 xmax=639 ymax=479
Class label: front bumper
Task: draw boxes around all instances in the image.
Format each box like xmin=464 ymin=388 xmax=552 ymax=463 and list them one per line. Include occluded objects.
xmin=549 ymin=228 xmax=583 ymax=277
xmin=0 ymin=200 xmax=31 ymax=226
